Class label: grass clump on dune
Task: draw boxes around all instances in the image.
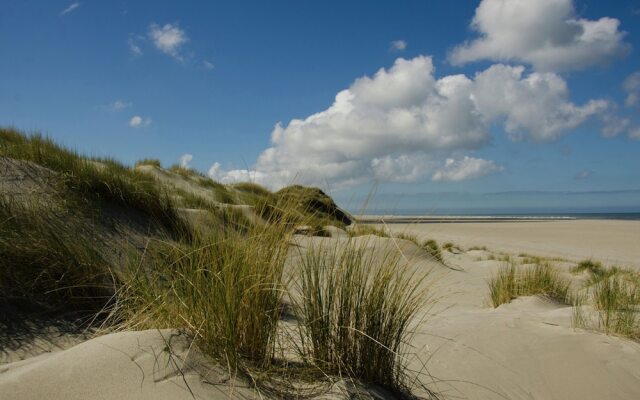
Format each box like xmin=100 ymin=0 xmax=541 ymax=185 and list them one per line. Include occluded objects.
xmin=120 ymin=221 xmax=291 ymax=371
xmin=134 ymin=158 xmax=162 ymax=168
xmin=573 ymin=264 xmax=640 ymax=340
xmin=571 ymin=259 xmax=605 ymax=276
xmin=0 ymin=197 xmax=116 ymax=311
xmin=489 ymin=263 xmax=571 ymax=308
xmin=0 ymin=128 xmax=188 ymax=238
xmin=347 ymin=224 xmax=389 ymax=238
xmin=296 ymin=239 xmax=431 ymax=395
xmin=422 ymin=239 xmax=443 ymax=263
xmin=233 ymin=182 xmax=272 ymax=197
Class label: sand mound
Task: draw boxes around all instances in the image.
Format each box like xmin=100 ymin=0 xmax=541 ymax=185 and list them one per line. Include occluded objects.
xmin=0 ymin=329 xmax=258 ymax=400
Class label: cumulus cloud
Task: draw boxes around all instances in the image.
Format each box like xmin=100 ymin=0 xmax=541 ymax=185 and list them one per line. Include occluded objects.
xmin=210 ymin=56 xmax=607 ymax=189
xmin=449 ymin=0 xmax=630 ymax=71
xmin=432 ymin=156 xmax=503 ymax=182
xmin=390 ymin=40 xmax=407 ymax=51
xmin=129 ymin=115 xmax=151 ymax=128
xmin=623 ymin=71 xmax=640 ymax=108
xmin=128 ymin=38 xmax=142 ymax=56
xmin=629 ymin=127 xmax=640 ymax=140
xmin=59 ymin=2 xmax=80 ymax=16
xmin=148 ymin=23 xmax=188 ymax=60
xmin=472 ymin=64 xmax=609 ymax=141
xmin=179 ymin=154 xmax=193 ymax=168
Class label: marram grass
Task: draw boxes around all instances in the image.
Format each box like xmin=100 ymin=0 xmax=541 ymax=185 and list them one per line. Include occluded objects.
xmin=489 ymin=262 xmax=571 ymax=307
xmin=573 ymin=265 xmax=640 ymax=340
xmin=295 ymin=238 xmax=431 ymax=394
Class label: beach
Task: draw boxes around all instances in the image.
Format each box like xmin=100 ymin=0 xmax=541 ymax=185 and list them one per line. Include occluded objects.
xmin=377 ymin=219 xmax=640 ymax=269
xmin=3 ymin=217 xmax=640 ymax=399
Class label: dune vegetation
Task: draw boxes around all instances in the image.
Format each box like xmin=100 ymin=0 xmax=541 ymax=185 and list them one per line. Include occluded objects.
xmin=1 ymin=128 xmax=435 ymax=398
xmin=572 ymin=260 xmax=640 ymax=340
xmin=488 ymin=262 xmax=571 ymax=307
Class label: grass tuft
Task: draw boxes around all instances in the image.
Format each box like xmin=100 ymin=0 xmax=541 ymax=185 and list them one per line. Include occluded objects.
xmin=422 ymin=239 xmax=443 ymax=263
xmin=0 ymin=197 xmax=116 ymax=311
xmin=573 ymin=264 xmax=640 ymax=340
xmin=135 ymin=158 xmax=162 ymax=168
xmin=347 ymin=225 xmax=389 ymax=238
xmin=489 ymin=263 xmax=571 ymax=308
xmin=296 ymin=239 xmax=430 ymax=394
xmin=0 ymin=128 xmax=189 ymax=238
xmin=120 ymin=222 xmax=291 ymax=370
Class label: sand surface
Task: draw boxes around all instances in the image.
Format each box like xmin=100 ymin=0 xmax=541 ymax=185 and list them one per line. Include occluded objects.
xmin=382 ymin=220 xmax=640 ymax=268
xmin=2 ymin=220 xmax=640 ymax=399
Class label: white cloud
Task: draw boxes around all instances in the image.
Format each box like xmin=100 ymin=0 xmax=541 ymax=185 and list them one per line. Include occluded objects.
xmin=432 ymin=156 xmax=503 ymax=182
xmin=390 ymin=40 xmax=407 ymax=51
xmin=203 ymin=60 xmax=215 ymax=70
xmin=599 ymin=113 xmax=630 ymax=138
xmin=128 ymin=38 xmax=142 ymax=56
xmin=623 ymin=71 xmax=640 ymax=108
xmin=449 ymin=0 xmax=630 ymax=71
xmin=148 ymin=23 xmax=188 ymax=60
xmin=109 ymin=100 xmax=131 ymax=111
xmin=211 ymin=56 xmax=607 ymax=189
xmin=129 ymin=115 xmax=151 ymax=128
xmin=472 ymin=64 xmax=609 ymax=141
xmin=59 ymin=2 xmax=80 ymax=16
xmin=179 ymin=154 xmax=193 ymax=168
xmin=629 ymin=127 xmax=640 ymax=140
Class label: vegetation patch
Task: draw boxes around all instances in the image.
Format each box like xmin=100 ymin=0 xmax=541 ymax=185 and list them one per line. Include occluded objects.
xmin=0 ymin=197 xmax=116 ymax=312
xmin=296 ymin=239 xmax=431 ymax=395
xmin=0 ymin=128 xmax=189 ymax=238
xmin=347 ymin=224 xmax=390 ymax=238
xmin=134 ymin=158 xmax=162 ymax=168
xmin=489 ymin=263 xmax=571 ymax=307
xmin=572 ymin=264 xmax=640 ymax=340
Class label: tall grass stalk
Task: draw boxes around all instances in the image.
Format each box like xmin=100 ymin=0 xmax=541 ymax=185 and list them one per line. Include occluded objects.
xmin=295 ymin=238 xmax=429 ymax=393
xmin=0 ymin=197 xmax=116 ymax=311
xmin=489 ymin=263 xmax=571 ymax=307
xmin=0 ymin=128 xmax=188 ymax=237
xmin=119 ymin=221 xmax=291 ymax=371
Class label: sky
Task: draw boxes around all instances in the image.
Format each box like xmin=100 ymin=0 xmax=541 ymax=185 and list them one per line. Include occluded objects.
xmin=1 ymin=0 xmax=640 ymax=214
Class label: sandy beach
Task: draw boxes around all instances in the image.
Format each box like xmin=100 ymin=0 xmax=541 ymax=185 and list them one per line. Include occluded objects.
xmin=3 ymin=218 xmax=640 ymax=399
xmin=380 ymin=219 xmax=640 ymax=269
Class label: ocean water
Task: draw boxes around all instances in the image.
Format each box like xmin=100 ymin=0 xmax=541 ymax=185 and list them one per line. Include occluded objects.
xmin=360 ymin=211 xmax=640 ymax=221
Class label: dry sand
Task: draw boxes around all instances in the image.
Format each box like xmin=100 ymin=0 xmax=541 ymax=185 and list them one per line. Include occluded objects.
xmin=2 ymin=220 xmax=640 ymax=399
xmin=382 ymin=219 xmax=640 ymax=268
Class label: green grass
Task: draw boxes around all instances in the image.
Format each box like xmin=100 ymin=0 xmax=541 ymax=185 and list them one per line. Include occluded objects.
xmin=119 ymin=221 xmax=291 ymax=371
xmin=347 ymin=224 xmax=389 ymax=238
xmin=0 ymin=128 xmax=189 ymax=238
xmin=0 ymin=197 xmax=116 ymax=311
xmin=489 ymin=263 xmax=571 ymax=307
xmin=232 ymin=182 xmax=272 ymax=197
xmin=296 ymin=239 xmax=430 ymax=394
xmin=572 ymin=259 xmax=605 ymax=276
xmin=572 ymin=264 xmax=640 ymax=340
xmin=422 ymin=239 xmax=443 ymax=263
xmin=169 ymin=164 xmax=206 ymax=178
xmin=134 ymin=158 xmax=162 ymax=168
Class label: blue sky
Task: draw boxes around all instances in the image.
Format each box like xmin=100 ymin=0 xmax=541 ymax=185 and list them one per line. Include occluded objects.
xmin=1 ymin=0 xmax=639 ymax=213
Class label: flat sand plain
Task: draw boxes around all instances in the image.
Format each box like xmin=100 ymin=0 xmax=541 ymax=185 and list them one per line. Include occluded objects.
xmin=381 ymin=219 xmax=640 ymax=268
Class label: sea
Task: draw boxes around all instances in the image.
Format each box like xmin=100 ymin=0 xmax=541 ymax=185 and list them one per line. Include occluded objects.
xmin=357 ymin=211 xmax=640 ymax=221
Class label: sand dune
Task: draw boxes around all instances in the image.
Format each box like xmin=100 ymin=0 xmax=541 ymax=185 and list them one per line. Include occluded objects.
xmin=2 ymin=221 xmax=640 ymax=399
xmin=0 ymin=329 xmax=258 ymax=400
